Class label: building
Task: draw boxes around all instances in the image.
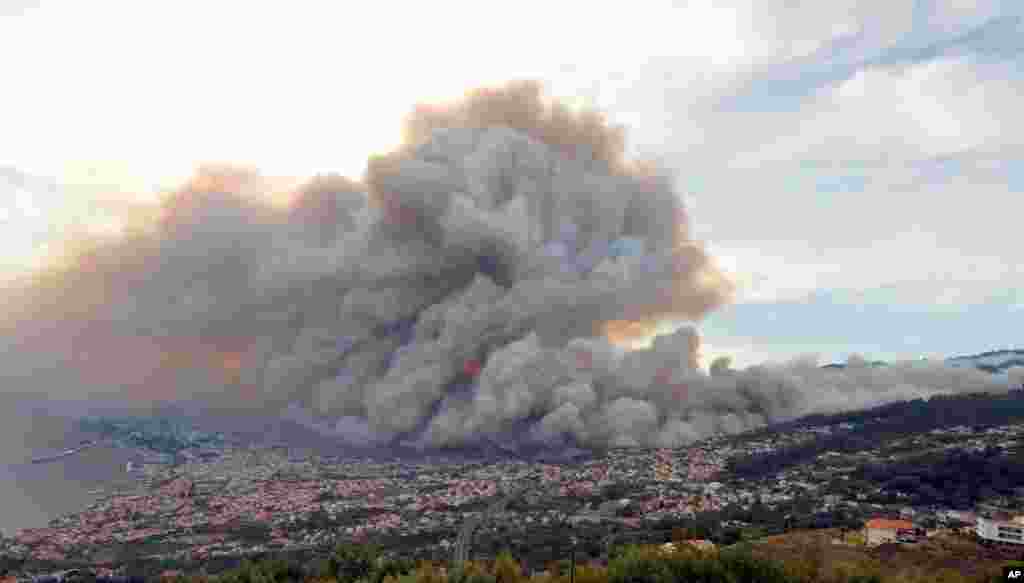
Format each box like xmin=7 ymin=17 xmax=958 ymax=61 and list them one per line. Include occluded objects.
xmin=943 ymin=510 xmax=978 ymax=534
xmin=864 ymin=518 xmax=914 ymax=546
xmin=945 ymin=510 xmax=978 ymax=524
xmin=685 ymin=540 xmax=717 ymax=552
xmin=976 ymin=515 xmax=1024 ymax=545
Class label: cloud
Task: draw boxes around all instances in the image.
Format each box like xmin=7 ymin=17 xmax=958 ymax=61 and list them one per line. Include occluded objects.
xmin=669 ymin=21 xmax=1024 ymax=310
xmin=714 ymin=6 xmax=1019 ymax=112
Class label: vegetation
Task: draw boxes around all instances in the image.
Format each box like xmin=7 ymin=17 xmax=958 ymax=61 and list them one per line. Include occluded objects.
xmin=850 ymin=446 xmax=1024 ymax=509
xmin=729 ymin=390 xmax=1024 ymax=480
xmin=84 ymin=536 xmax=1024 ymax=583
xmin=76 ymin=415 xmax=225 ymax=454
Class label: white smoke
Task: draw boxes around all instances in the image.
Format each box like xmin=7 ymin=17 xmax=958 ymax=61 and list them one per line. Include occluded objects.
xmin=0 ymin=81 xmax=1012 ymax=453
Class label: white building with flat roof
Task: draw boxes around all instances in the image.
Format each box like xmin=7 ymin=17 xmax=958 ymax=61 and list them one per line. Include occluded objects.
xmin=976 ymin=515 xmax=1024 ymax=544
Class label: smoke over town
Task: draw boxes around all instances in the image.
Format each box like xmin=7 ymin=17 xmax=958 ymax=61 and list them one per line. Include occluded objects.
xmin=0 ymin=81 xmax=1011 ymax=453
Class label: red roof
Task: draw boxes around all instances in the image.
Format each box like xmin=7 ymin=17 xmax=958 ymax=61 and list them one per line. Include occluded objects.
xmin=865 ymin=518 xmax=913 ymax=531
xmin=463 ymin=359 xmax=482 ymax=377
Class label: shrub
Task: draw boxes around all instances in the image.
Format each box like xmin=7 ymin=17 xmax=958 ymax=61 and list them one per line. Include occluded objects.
xmin=571 ymin=564 xmax=608 ymax=583
xmin=715 ymin=550 xmax=791 ymax=583
xmin=606 ymin=546 xmax=668 ymax=583
xmin=846 ymin=576 xmax=882 ymax=583
xmin=448 ymin=561 xmax=490 ymax=583
xmin=370 ymin=557 xmax=416 ymax=583
xmin=329 ymin=543 xmax=381 ymax=583
xmin=214 ymin=558 xmax=305 ymax=583
xmin=493 ymin=551 xmax=522 ymax=583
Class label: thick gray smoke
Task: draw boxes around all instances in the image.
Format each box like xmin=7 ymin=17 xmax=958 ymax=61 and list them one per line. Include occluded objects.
xmin=0 ymin=81 xmax=1011 ymax=452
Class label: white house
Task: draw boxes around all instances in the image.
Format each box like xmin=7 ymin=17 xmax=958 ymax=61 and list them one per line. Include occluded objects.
xmin=976 ymin=515 xmax=1024 ymax=545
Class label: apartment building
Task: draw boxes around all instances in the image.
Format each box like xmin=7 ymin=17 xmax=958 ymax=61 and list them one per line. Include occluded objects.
xmin=976 ymin=515 xmax=1024 ymax=545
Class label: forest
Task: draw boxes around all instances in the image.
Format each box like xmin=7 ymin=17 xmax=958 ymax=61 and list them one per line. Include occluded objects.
xmin=728 ymin=389 xmax=1024 ymax=480
xmin=851 ymin=446 xmax=1024 ymax=510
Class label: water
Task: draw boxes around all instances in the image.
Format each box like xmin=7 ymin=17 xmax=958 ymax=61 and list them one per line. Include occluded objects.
xmin=1 ymin=445 xmax=139 ymax=532
xmin=0 ymin=396 xmax=143 ymax=532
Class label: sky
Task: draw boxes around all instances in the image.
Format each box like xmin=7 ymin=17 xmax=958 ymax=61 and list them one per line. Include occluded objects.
xmin=2 ymin=0 xmax=1022 ymax=368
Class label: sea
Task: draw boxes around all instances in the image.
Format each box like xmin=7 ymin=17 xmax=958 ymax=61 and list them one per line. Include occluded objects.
xmin=0 ymin=396 xmax=144 ymax=534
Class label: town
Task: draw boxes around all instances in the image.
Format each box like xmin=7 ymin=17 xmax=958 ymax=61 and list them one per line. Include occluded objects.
xmin=4 ymin=390 xmax=1024 ymax=580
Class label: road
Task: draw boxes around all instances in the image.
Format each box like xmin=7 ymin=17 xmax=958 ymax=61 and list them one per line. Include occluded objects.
xmin=453 ymin=475 xmax=584 ymax=564
xmin=454 ymin=481 xmax=537 ymax=563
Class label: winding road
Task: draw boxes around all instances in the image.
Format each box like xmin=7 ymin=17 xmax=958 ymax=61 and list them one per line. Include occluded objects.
xmin=454 ymin=481 xmax=539 ymax=563
xmin=453 ymin=474 xmax=583 ymax=564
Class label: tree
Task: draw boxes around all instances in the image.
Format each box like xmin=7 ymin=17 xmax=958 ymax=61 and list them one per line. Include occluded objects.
xmin=606 ymin=546 xmax=667 ymax=583
xmin=216 ymin=558 xmax=305 ymax=583
xmin=709 ymin=356 xmax=733 ymax=377
xmin=330 ymin=543 xmax=380 ymax=583
xmin=715 ymin=549 xmax=792 ymax=583
xmin=603 ymin=483 xmax=630 ymax=501
xmin=371 ymin=556 xmax=416 ymax=583
xmin=719 ymin=528 xmax=742 ymax=546
xmin=493 ymin=550 xmax=522 ymax=583
xmin=740 ymin=527 xmax=765 ymax=542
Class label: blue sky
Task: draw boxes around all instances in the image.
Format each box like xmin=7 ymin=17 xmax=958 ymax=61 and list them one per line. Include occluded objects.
xmin=1 ymin=0 xmax=1022 ymax=367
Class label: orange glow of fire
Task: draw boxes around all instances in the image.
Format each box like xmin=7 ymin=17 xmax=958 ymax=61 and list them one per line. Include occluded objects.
xmin=602 ymin=319 xmax=659 ymax=347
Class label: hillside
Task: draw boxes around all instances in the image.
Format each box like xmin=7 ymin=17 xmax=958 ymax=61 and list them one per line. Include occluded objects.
xmin=745 ymin=528 xmax=1019 ymax=582
xmin=822 ymin=349 xmax=1024 ymax=377
xmin=947 ymin=349 xmax=1024 ymax=375
xmin=728 ymin=389 xmax=1024 ymax=479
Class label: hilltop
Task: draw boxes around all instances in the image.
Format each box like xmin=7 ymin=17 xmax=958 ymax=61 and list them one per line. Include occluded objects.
xmin=822 ymin=348 xmax=1024 ymax=377
xmin=744 ymin=527 xmax=1020 ymax=582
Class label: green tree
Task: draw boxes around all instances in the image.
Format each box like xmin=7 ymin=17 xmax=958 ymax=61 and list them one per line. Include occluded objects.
xmin=715 ymin=550 xmax=791 ymax=583
xmin=606 ymin=546 xmax=668 ymax=583
xmin=493 ymin=550 xmax=522 ymax=583
xmin=370 ymin=556 xmax=416 ymax=583
xmin=329 ymin=543 xmax=381 ymax=583
xmin=740 ymin=527 xmax=765 ymax=541
xmin=216 ymin=558 xmax=304 ymax=583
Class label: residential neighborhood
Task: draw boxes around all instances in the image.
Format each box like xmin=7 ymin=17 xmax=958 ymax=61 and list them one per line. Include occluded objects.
xmin=4 ymin=402 xmax=1024 ymax=579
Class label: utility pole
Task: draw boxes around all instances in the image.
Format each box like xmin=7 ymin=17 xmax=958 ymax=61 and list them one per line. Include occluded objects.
xmin=570 ymin=536 xmax=577 ymax=583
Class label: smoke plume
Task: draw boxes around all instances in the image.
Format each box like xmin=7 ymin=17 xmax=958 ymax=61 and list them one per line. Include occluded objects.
xmin=0 ymin=80 xmax=1011 ymax=452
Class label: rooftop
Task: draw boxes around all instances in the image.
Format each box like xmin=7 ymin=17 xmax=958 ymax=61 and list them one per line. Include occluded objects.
xmin=865 ymin=518 xmax=914 ymax=531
